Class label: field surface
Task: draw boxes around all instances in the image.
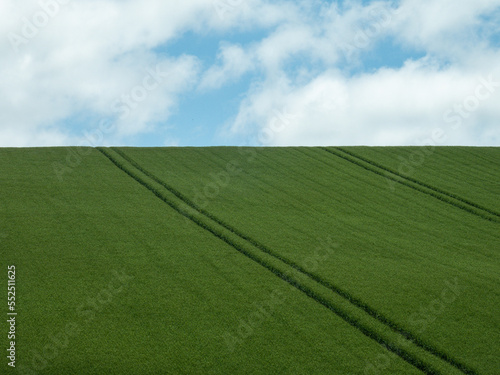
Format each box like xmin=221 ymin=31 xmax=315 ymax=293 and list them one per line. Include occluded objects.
xmin=1 ymin=147 xmax=498 ymax=375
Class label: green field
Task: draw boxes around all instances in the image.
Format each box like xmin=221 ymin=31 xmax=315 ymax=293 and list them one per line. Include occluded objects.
xmin=1 ymin=147 xmax=498 ymax=374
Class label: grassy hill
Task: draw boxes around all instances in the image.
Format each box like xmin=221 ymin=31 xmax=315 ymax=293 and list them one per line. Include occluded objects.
xmin=1 ymin=147 xmax=498 ymax=374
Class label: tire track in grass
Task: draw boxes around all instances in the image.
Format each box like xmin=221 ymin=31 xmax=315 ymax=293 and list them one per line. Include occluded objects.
xmin=334 ymin=147 xmax=500 ymax=222
xmin=244 ymin=147 xmax=481 ymax=375
xmin=105 ymin=147 xmax=478 ymax=375
xmin=340 ymin=147 xmax=500 ymax=216
xmin=97 ymin=147 xmax=450 ymax=374
xmin=320 ymin=147 xmax=499 ymax=224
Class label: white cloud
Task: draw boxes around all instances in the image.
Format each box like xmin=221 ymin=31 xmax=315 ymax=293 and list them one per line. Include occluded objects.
xmin=221 ymin=0 xmax=500 ymax=146
xmin=0 ymin=0 xmax=217 ymax=146
xmin=393 ymin=0 xmax=500 ymax=52
xmin=0 ymin=0 xmax=290 ymax=147
xmin=199 ymin=43 xmax=253 ymax=90
xmin=207 ymin=0 xmax=299 ymax=31
xmin=229 ymin=57 xmax=500 ymax=146
xmin=1 ymin=0 xmax=499 ymax=147
xmin=207 ymin=0 xmax=402 ymax=80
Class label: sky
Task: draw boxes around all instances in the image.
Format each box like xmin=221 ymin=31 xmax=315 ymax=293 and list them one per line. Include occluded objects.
xmin=1 ymin=0 xmax=500 ymax=147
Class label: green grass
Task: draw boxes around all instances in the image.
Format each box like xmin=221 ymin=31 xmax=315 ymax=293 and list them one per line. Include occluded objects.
xmin=344 ymin=146 xmax=500 ymax=215
xmin=1 ymin=147 xmax=498 ymax=374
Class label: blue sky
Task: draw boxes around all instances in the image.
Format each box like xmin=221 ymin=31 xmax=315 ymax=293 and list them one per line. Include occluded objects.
xmin=1 ymin=0 xmax=500 ymax=147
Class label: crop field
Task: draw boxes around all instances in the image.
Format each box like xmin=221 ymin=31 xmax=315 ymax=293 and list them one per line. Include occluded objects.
xmin=1 ymin=147 xmax=498 ymax=374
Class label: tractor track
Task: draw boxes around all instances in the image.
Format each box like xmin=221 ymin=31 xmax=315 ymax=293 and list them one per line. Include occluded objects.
xmin=320 ymin=147 xmax=499 ymax=224
xmin=336 ymin=147 xmax=500 ymax=219
xmin=98 ymin=147 xmax=478 ymax=375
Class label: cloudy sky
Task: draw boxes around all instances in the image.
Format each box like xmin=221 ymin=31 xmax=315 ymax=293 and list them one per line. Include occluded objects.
xmin=1 ymin=0 xmax=499 ymax=147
